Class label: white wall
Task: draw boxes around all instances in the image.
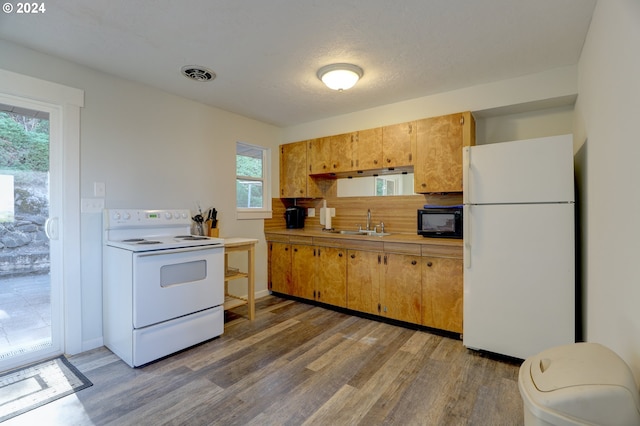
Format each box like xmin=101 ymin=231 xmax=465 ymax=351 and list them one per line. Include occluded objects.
xmin=0 ymin=40 xmax=282 ymax=351
xmin=283 ymin=66 xmax=578 ymax=143
xmin=574 ymin=0 xmax=640 ymax=382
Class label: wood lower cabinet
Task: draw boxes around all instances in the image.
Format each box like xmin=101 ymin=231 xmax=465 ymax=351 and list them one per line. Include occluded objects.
xmin=347 ymin=250 xmax=381 ymax=315
xmin=421 ymin=257 xmax=463 ymax=333
xmin=268 ymin=242 xmax=292 ymax=294
xmin=292 ymin=244 xmax=347 ymax=307
xmin=379 ymin=253 xmax=422 ymax=324
xmin=347 ymin=250 xmax=421 ymax=324
xmin=268 ymin=235 xmax=462 ymax=333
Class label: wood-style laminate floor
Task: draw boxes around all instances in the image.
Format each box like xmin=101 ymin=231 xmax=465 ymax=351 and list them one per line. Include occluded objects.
xmin=4 ymin=296 xmax=525 ymax=425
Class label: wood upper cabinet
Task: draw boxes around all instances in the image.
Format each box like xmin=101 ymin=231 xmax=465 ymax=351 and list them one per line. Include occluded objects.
xmin=353 ymin=127 xmax=383 ymax=170
xmin=379 ymin=253 xmax=422 ymax=324
xmin=382 ymin=121 xmax=416 ymax=168
xmin=268 ymin=242 xmax=292 ymax=294
xmin=308 ymin=138 xmax=330 ymax=175
xmin=414 ymin=112 xmax=475 ymax=193
xmin=292 ymin=244 xmax=347 ymax=307
xmin=421 ymin=257 xmax=463 ymax=333
xmin=280 ymin=141 xmax=308 ymax=198
xmin=329 ymin=133 xmax=355 ymax=173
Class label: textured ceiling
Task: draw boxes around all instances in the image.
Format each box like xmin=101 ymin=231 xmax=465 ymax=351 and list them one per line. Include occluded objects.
xmin=0 ymin=0 xmax=596 ymax=127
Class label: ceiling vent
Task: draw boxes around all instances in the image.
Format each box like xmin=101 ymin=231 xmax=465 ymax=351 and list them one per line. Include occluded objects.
xmin=181 ymin=65 xmax=216 ymax=82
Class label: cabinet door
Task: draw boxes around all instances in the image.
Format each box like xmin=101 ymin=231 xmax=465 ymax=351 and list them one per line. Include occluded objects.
xmin=347 ymin=250 xmax=381 ymax=315
xmin=280 ymin=141 xmax=308 ymax=197
xmin=354 ymin=128 xmax=383 ymax=170
xmin=421 ymin=257 xmax=463 ymax=333
xmin=269 ymin=242 xmax=292 ymax=294
xmin=414 ymin=112 xmax=474 ymax=193
xmin=308 ymin=138 xmax=330 ymax=175
xmin=382 ymin=121 xmax=415 ymax=167
xmin=380 ymin=253 xmax=422 ymax=324
xmin=291 ymin=244 xmax=316 ymax=300
xmin=316 ymin=247 xmax=347 ymax=307
xmin=329 ymin=133 xmax=354 ymax=173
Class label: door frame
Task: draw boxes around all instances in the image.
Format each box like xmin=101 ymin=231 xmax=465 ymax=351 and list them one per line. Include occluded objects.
xmin=0 ymin=69 xmax=84 ymax=365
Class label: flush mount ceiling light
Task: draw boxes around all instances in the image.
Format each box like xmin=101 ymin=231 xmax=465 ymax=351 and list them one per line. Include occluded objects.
xmin=181 ymin=65 xmax=216 ymax=82
xmin=317 ymin=63 xmax=363 ymax=91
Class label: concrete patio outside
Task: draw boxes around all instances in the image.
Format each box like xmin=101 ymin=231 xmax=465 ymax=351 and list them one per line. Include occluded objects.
xmin=0 ymin=273 xmax=51 ymax=360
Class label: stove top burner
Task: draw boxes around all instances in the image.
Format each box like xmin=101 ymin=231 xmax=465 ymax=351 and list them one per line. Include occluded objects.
xmin=138 ymin=240 xmax=161 ymax=245
xmin=180 ymin=236 xmax=209 ymax=240
xmin=123 ymin=238 xmax=145 ymax=242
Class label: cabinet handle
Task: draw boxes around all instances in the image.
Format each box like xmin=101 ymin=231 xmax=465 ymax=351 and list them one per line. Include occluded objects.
xmin=378 ymin=254 xmax=381 ymax=264
xmin=411 ymin=260 xmax=417 ymax=265
xmin=384 ymin=255 xmax=388 ymax=265
xmin=421 ymin=183 xmax=427 ymax=188
xmin=350 ymin=253 xmax=355 ymax=259
xmin=374 ymin=159 xmax=378 ymax=164
xmin=294 ymin=248 xmax=297 ymax=252
xmin=317 ymin=291 xmax=321 ymax=299
xmin=386 ymin=158 xmax=391 ymax=163
xmin=409 ymin=153 xmax=412 ymax=162
xmin=427 ymin=261 xmax=433 ymax=267
xmin=338 ymin=252 xmax=343 ymax=257
xmin=284 ymin=247 xmax=288 ymax=251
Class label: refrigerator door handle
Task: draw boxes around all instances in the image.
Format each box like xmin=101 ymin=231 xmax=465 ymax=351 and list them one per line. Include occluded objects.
xmin=464 ymin=204 xmax=471 ymax=268
xmin=462 ymin=147 xmax=470 ymax=204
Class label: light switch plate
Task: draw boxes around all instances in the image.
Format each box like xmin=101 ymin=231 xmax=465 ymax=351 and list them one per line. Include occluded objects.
xmin=308 ymin=208 xmax=315 ymax=217
xmin=94 ymin=182 xmax=106 ymax=197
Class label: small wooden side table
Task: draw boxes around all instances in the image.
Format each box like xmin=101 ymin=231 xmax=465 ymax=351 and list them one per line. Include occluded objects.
xmin=223 ymin=237 xmax=258 ymax=320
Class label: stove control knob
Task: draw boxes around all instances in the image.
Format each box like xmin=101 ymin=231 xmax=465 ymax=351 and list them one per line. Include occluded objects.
xmin=113 ymin=212 xmax=121 ymax=220
xmin=173 ymin=212 xmax=180 ymax=219
xmin=123 ymin=212 xmax=131 ymax=220
xmin=164 ymin=211 xmax=172 ymax=220
xmin=181 ymin=212 xmax=188 ymax=219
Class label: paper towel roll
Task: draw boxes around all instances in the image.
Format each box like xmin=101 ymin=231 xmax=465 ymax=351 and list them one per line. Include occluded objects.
xmin=325 ymin=207 xmax=332 ymax=230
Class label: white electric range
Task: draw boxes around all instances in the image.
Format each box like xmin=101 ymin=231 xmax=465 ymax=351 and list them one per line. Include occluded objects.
xmin=102 ymin=208 xmax=225 ymax=367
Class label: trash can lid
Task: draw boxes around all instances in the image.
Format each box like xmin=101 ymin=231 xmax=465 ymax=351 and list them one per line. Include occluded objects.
xmin=530 ymin=343 xmax=637 ymax=394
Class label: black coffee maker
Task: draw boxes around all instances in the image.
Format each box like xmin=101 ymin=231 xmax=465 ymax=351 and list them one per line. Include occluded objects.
xmin=285 ymin=206 xmax=306 ymax=229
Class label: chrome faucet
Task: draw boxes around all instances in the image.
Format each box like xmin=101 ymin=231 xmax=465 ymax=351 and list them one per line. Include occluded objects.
xmin=366 ymin=209 xmax=372 ymax=231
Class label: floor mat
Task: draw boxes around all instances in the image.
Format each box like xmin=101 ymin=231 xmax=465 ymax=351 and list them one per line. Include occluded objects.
xmin=0 ymin=356 xmax=93 ymax=422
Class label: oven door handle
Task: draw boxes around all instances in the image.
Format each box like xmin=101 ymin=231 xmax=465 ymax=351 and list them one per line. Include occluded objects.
xmin=134 ymin=244 xmax=223 ymax=257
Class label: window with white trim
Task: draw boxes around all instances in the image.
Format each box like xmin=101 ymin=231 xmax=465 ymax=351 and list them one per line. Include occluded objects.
xmin=236 ymin=142 xmax=272 ymax=219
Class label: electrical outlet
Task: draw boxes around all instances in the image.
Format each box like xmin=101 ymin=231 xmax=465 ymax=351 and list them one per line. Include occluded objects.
xmin=308 ymin=208 xmax=315 ymax=217
xmin=81 ymin=198 xmax=104 ymax=213
xmin=330 ymin=208 xmax=335 ymax=217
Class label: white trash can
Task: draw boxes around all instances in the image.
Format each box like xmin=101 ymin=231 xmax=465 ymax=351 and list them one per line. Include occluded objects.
xmin=518 ymin=343 xmax=640 ymax=425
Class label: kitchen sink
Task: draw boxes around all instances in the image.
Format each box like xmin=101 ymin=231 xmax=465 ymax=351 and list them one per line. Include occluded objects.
xmin=327 ymin=229 xmax=391 ymax=237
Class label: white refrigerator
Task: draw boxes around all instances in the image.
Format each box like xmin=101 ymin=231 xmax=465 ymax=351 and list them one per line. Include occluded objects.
xmin=462 ymin=134 xmax=575 ymax=360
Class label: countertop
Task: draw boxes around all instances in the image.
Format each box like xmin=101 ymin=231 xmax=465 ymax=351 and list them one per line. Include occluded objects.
xmin=265 ymin=227 xmax=462 ymax=257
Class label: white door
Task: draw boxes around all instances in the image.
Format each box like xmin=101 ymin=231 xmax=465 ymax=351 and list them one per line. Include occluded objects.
xmin=463 ymin=203 xmax=575 ymax=359
xmin=463 ymin=135 xmax=575 ymax=205
xmin=0 ymin=98 xmax=63 ymax=372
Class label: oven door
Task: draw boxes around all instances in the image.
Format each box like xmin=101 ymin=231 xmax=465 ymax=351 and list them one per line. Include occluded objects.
xmin=132 ymin=245 xmax=224 ymax=329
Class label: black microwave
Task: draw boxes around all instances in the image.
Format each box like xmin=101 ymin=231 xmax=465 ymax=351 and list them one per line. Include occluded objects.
xmin=417 ymin=205 xmax=463 ymax=239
